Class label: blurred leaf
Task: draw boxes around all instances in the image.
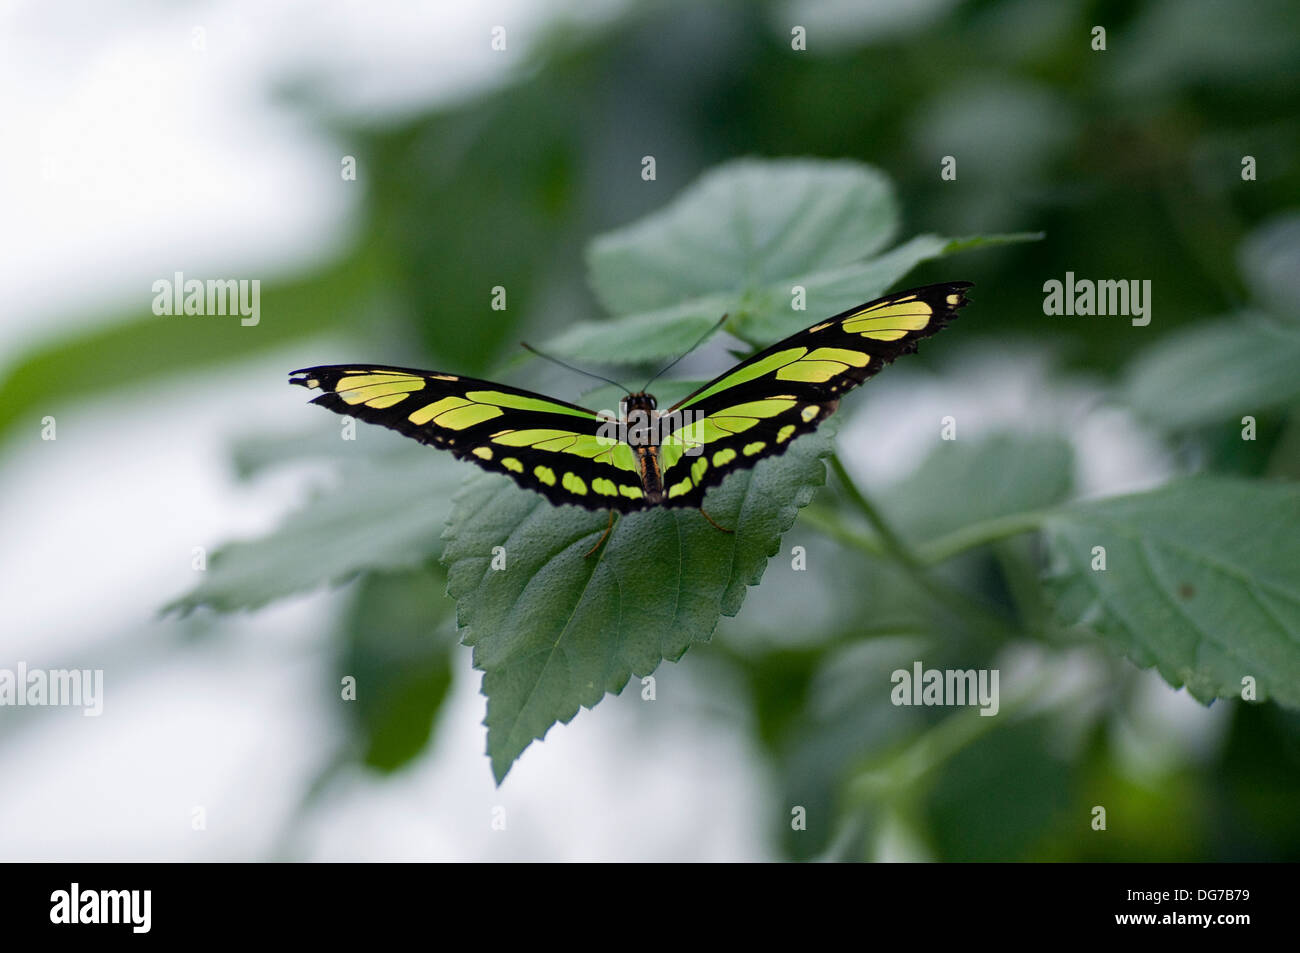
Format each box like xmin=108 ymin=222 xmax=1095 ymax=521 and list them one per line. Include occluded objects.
xmin=0 ymin=248 xmax=384 ymax=441
xmin=735 ymin=232 xmax=1042 ymax=344
xmin=777 ymin=0 xmax=960 ymax=50
xmin=1239 ymin=213 xmax=1300 ymax=320
xmin=908 ymin=81 xmax=1076 ymax=232
xmin=230 ymin=423 xmax=415 ymax=480
xmin=443 ymin=428 xmax=833 ymax=782
xmin=764 ymin=635 xmax=940 ymax=860
xmin=1054 ymin=738 xmax=1209 ymax=862
xmin=339 ymin=567 xmax=457 ymax=772
xmin=720 ymin=523 xmax=928 ymax=642
xmin=882 ymin=432 xmax=1074 ymax=545
xmin=911 ymin=80 xmax=1077 ymax=183
xmin=1043 ymin=477 xmax=1300 ymax=708
xmin=1112 ymin=0 xmax=1300 ymax=94
xmin=1123 ymin=315 xmax=1300 ymax=429
xmin=1216 ymin=703 xmax=1300 ymax=857
xmin=923 ymin=716 xmax=1074 ymax=861
xmin=169 ymin=452 xmax=462 ymax=613
xmin=360 ymin=93 xmax=579 ymax=371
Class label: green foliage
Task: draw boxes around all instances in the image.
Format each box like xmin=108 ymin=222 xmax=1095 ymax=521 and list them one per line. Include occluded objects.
xmin=169 ymin=450 xmax=462 ymax=613
xmin=1043 ymin=478 xmax=1300 ymax=708
xmin=543 ymin=159 xmax=1038 ymax=362
xmin=165 ymin=156 xmax=1300 ymax=789
xmin=20 ymin=0 xmax=1300 ymax=858
xmin=1123 ymin=318 xmax=1300 ymax=430
xmin=444 ymin=425 xmax=833 ymax=781
xmin=882 ymin=432 xmax=1074 ymax=546
xmin=167 ymin=158 xmax=1043 ymax=781
xmin=922 ymin=716 xmax=1076 ymax=862
xmin=359 ymin=90 xmax=583 ymax=372
xmin=340 ymin=567 xmax=457 ymax=772
xmin=0 ymin=250 xmax=387 ymax=440
xmin=589 ymin=160 xmax=899 ymax=315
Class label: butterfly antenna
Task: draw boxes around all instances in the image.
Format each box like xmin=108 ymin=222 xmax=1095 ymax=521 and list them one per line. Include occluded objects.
xmin=642 ymin=314 xmax=728 ymax=392
xmin=520 ymin=342 xmax=631 ymax=395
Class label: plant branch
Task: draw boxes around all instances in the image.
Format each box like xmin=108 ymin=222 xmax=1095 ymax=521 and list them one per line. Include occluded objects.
xmin=797 ymin=504 xmax=886 ymax=557
xmin=828 ymin=454 xmax=922 ymax=568
xmin=816 ymin=455 xmax=1021 ymax=645
xmin=915 ymin=510 xmax=1053 ymax=566
xmin=846 ymin=652 xmax=1104 ymax=812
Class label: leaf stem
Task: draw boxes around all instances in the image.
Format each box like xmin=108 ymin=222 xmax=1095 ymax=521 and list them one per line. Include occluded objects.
xmin=797 ymin=504 xmax=886 ymax=557
xmin=820 ymin=455 xmax=1020 ymax=644
xmin=846 ymin=653 xmax=1103 ymax=812
xmin=846 ymin=674 xmax=1043 ymax=809
xmin=828 ymin=454 xmax=922 ymax=568
xmin=915 ymin=510 xmax=1053 ymax=566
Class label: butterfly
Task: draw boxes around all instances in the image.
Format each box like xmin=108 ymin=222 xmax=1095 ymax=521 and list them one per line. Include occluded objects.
xmin=290 ymin=282 xmax=971 ymax=548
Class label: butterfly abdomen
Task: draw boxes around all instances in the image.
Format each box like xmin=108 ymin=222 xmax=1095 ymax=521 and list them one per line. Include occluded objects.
xmin=636 ymin=446 xmax=665 ymax=504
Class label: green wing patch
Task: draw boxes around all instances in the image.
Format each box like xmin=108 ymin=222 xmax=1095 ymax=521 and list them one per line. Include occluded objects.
xmin=290 ymin=364 xmax=648 ymax=512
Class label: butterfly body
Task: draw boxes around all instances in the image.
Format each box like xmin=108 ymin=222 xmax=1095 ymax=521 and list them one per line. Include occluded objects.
xmin=290 ymin=282 xmax=971 ymax=512
xmin=626 ymin=409 xmax=665 ymax=505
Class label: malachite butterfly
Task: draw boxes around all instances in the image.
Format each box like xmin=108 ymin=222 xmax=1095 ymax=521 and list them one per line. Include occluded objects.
xmin=290 ymin=282 xmax=972 ymax=515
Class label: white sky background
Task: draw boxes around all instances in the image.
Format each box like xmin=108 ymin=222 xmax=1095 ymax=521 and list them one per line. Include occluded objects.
xmin=0 ymin=0 xmax=1203 ymax=861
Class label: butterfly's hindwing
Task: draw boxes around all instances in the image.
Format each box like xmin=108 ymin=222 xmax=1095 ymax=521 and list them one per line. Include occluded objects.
xmin=652 ymin=395 xmax=835 ymax=508
xmin=289 ymin=364 xmax=649 ymax=512
xmin=652 ymin=282 xmax=971 ymax=505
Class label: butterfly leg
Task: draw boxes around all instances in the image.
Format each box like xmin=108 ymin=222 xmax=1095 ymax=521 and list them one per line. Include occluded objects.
xmin=584 ymin=510 xmax=616 ymax=558
xmin=698 ymin=506 xmax=734 ymax=534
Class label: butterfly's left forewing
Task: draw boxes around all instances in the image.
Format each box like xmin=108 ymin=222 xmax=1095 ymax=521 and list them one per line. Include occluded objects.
xmin=290 ymin=364 xmax=649 ymax=512
xmin=654 ymin=282 xmax=972 ymax=507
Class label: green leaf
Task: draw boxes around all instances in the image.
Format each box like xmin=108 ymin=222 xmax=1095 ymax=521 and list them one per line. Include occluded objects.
xmin=1111 ymin=0 xmax=1300 ymax=94
xmin=339 ymin=567 xmax=457 ymax=773
xmin=547 ymin=156 xmax=1040 ymax=364
xmin=168 ymin=452 xmax=462 ymax=613
xmin=732 ymin=233 xmax=1041 ymax=345
xmin=547 ymin=231 xmax=1039 ymax=365
xmin=540 ymin=294 xmax=733 ymax=365
xmin=1239 ymin=213 xmax=1300 ymax=320
xmin=443 ymin=428 xmax=834 ymax=782
xmin=1042 ymin=477 xmax=1300 ymax=709
xmin=588 ymin=158 xmax=899 ymax=316
xmin=1123 ymin=315 xmax=1300 ymax=429
xmin=881 ymin=432 xmax=1074 ymax=545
